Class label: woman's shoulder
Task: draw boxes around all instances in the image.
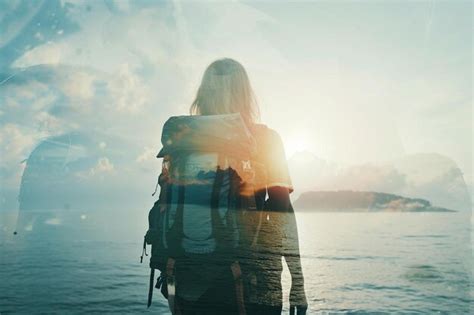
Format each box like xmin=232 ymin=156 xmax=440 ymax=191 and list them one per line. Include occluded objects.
xmin=250 ymin=123 xmax=292 ymax=190
xmin=250 ymin=123 xmax=282 ymax=142
xmin=250 ymin=123 xmax=286 ymax=157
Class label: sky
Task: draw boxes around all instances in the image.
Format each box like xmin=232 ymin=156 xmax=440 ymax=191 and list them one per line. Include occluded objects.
xmin=0 ymin=0 xmax=472 ymax=212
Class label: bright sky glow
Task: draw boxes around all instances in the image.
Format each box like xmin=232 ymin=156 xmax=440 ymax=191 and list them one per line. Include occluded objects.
xmin=0 ymin=0 xmax=471 ymax=211
xmin=283 ymin=132 xmax=311 ymax=158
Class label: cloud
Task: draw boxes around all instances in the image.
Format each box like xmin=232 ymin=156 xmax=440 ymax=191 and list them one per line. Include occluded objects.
xmin=1 ymin=0 xmax=80 ymax=69
xmin=60 ymin=70 xmax=96 ymax=100
xmin=94 ymin=157 xmax=114 ymax=173
xmin=44 ymin=217 xmax=62 ymax=225
xmin=0 ymin=123 xmax=36 ymax=187
xmin=75 ymin=157 xmax=114 ymax=179
xmin=108 ymin=63 xmax=151 ymax=113
xmin=0 ymin=123 xmax=36 ymax=162
xmin=327 ymin=163 xmax=408 ymax=193
xmin=35 ymin=111 xmax=65 ymax=134
xmin=382 ymin=199 xmax=426 ymax=212
xmin=2 ymin=79 xmax=57 ymax=111
xmin=14 ymin=41 xmax=63 ymax=66
xmin=136 ymin=146 xmax=155 ymax=163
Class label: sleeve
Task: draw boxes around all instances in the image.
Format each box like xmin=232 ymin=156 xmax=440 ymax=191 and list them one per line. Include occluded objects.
xmin=263 ymin=129 xmax=293 ymax=193
xmin=260 ymin=128 xmax=294 ymax=213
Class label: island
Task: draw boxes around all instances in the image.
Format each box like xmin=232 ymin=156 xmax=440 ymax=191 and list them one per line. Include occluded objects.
xmin=293 ymin=191 xmax=456 ymax=212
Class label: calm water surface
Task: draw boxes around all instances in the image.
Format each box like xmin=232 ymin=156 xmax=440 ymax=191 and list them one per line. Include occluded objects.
xmin=0 ymin=211 xmax=472 ymax=314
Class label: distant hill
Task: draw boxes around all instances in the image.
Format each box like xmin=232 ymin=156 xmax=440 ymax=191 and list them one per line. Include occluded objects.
xmin=288 ymin=151 xmax=471 ymax=212
xmin=293 ymin=190 xmax=456 ymax=212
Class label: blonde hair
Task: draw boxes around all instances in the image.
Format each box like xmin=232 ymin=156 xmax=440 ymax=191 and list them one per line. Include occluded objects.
xmin=190 ymin=58 xmax=259 ymax=124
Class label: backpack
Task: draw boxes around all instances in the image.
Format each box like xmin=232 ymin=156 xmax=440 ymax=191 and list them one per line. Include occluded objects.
xmin=141 ymin=114 xmax=263 ymax=312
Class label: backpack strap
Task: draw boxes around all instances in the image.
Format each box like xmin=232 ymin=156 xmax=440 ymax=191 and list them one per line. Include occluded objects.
xmin=147 ymin=267 xmax=155 ymax=308
xmin=166 ymin=257 xmax=182 ymax=315
xmin=210 ymin=153 xmax=228 ymax=249
xmin=168 ymin=156 xmax=186 ymax=257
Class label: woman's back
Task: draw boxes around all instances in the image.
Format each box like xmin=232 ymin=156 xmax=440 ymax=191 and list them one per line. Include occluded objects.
xmin=148 ymin=58 xmax=307 ymax=314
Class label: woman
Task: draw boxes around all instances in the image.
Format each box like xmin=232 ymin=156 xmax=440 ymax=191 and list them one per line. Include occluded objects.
xmin=187 ymin=58 xmax=308 ymax=314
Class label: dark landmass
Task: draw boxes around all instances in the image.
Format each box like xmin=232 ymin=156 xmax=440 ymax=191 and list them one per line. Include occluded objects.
xmin=294 ymin=190 xmax=456 ymax=212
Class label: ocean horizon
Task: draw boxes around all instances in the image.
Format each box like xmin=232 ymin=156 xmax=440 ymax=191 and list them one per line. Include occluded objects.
xmin=1 ymin=210 xmax=471 ymax=314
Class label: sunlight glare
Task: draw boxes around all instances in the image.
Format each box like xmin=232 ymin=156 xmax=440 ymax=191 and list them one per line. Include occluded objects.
xmin=284 ymin=133 xmax=310 ymax=157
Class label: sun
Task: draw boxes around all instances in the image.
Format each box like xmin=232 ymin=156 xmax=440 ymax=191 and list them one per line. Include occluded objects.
xmin=283 ymin=134 xmax=310 ymax=157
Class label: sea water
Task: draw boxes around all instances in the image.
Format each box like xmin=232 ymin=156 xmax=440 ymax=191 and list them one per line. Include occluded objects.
xmin=0 ymin=211 xmax=471 ymax=314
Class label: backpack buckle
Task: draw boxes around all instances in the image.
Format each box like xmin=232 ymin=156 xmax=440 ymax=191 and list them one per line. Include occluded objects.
xmin=241 ymin=160 xmax=255 ymax=180
xmin=242 ymin=160 xmax=252 ymax=171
